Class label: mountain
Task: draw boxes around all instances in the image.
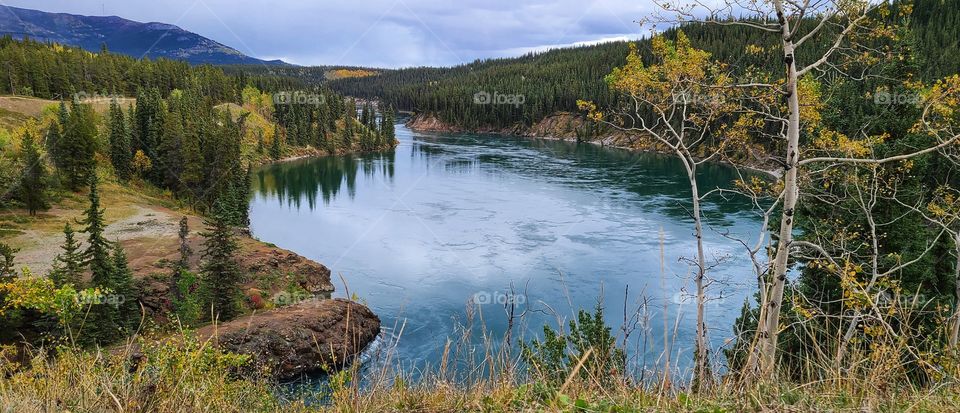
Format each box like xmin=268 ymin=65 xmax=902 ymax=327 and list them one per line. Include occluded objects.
xmin=0 ymin=6 xmax=288 ymax=66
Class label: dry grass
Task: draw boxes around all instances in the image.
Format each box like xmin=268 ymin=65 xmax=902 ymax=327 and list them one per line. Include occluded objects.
xmin=0 ymin=95 xmax=136 ymax=118
xmin=0 ymin=335 xmax=310 ymax=413
xmin=2 ymin=335 xmax=958 ymax=412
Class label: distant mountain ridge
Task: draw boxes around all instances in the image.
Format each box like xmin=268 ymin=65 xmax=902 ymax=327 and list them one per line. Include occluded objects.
xmin=0 ymin=6 xmax=288 ymax=66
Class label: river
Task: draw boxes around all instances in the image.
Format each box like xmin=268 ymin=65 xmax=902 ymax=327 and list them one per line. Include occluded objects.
xmin=249 ymin=123 xmax=765 ymax=378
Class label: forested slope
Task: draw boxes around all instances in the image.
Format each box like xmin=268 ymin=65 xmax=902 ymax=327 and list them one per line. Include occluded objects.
xmin=325 ymin=0 xmax=960 ymax=130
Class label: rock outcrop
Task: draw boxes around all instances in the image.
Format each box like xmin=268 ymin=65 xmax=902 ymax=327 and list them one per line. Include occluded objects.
xmin=195 ymin=299 xmax=380 ymax=379
xmin=406 ymin=112 xmax=587 ymax=139
xmin=236 ymin=237 xmax=335 ymax=294
xmin=405 ymin=113 xmax=463 ymax=133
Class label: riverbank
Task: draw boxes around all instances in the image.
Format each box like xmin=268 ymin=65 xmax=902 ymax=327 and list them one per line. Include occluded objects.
xmin=1 ymin=173 xmax=382 ymax=378
xmin=0 ymin=94 xmax=384 ymax=380
xmin=406 ymin=112 xmax=782 ymax=179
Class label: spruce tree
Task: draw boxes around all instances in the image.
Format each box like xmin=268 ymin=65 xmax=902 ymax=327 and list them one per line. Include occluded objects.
xmin=19 ymin=131 xmax=49 ymax=215
xmin=60 ymin=103 xmax=98 ymax=191
xmin=237 ymin=163 xmax=252 ymax=228
xmin=111 ymin=242 xmax=137 ymax=331
xmin=316 ymin=103 xmax=329 ymax=147
xmin=384 ymin=105 xmax=396 ymax=144
xmin=180 ymin=112 xmax=204 ymax=199
xmin=0 ymin=242 xmax=17 ymax=281
xmin=178 ymin=217 xmax=192 ymax=270
xmin=270 ymin=124 xmax=283 ymax=160
xmin=78 ymin=177 xmax=123 ymax=345
xmin=57 ymin=100 xmax=69 ymax=131
xmin=361 ymin=103 xmax=372 ymax=129
xmin=81 ymin=176 xmax=114 ymax=288
xmin=289 ymin=117 xmax=301 ymax=147
xmin=159 ymin=97 xmax=185 ymax=192
xmin=108 ymin=99 xmax=133 ymax=182
xmin=169 ymin=216 xmax=192 ymax=305
xmin=46 ymin=117 xmax=63 ymax=171
xmin=50 ymin=223 xmax=84 ymax=288
xmin=200 ymin=203 xmax=242 ymax=321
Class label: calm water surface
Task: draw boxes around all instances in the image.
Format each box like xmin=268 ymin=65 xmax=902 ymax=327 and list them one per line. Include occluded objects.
xmin=250 ymin=123 xmax=764 ymax=375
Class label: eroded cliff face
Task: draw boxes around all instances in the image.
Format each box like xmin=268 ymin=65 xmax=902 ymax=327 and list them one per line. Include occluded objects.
xmin=523 ymin=112 xmax=584 ymax=140
xmin=405 ymin=112 xmax=578 ymax=136
xmin=406 ymin=112 xmax=594 ymax=140
xmin=405 ymin=113 xmax=463 ymax=133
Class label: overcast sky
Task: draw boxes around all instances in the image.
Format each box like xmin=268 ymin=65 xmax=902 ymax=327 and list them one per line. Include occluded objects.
xmin=1 ymin=0 xmax=658 ymax=68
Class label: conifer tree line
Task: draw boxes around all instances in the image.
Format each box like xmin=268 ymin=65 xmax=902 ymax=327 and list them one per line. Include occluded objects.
xmin=325 ymin=0 xmax=960 ymax=131
xmin=327 ymin=42 xmax=628 ymax=130
xmin=271 ymin=91 xmax=397 ymax=157
xmin=38 ymin=93 xmax=249 ymax=226
xmin=0 ymin=35 xmax=303 ymax=103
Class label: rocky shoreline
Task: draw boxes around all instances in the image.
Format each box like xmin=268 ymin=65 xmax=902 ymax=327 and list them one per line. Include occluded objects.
xmin=406 ymin=112 xmax=781 ymax=179
xmin=196 ymin=298 xmax=381 ymax=379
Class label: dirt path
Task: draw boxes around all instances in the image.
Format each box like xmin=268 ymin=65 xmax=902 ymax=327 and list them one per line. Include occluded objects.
xmin=12 ymin=205 xmax=181 ymax=275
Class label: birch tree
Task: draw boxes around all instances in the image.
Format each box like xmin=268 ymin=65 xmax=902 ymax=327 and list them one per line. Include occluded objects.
xmin=638 ymin=0 xmax=960 ymax=380
xmin=579 ymin=32 xmax=746 ymax=389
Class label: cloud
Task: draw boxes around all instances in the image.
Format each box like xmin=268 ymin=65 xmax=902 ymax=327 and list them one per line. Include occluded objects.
xmin=1 ymin=0 xmax=656 ymax=67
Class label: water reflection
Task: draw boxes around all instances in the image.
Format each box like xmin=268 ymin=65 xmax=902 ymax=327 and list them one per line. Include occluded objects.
xmin=255 ymin=152 xmax=396 ymax=210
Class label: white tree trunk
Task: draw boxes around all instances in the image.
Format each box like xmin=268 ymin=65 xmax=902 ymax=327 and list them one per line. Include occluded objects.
xmin=689 ymin=164 xmax=710 ymax=389
xmin=951 ymin=232 xmax=960 ymax=349
xmin=753 ymin=4 xmax=802 ymax=378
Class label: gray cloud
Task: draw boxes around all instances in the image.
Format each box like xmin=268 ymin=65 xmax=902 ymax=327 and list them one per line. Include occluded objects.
xmin=0 ymin=0 xmax=654 ymax=67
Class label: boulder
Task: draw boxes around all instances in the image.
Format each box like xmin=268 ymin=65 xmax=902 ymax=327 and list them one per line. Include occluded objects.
xmin=195 ymin=299 xmax=380 ymax=379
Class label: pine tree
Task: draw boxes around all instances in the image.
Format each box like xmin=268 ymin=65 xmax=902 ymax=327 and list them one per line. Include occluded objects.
xmin=383 ymin=105 xmax=397 ymax=144
xmin=180 ymin=106 xmax=204 ymax=200
xmin=270 ymin=124 xmax=283 ymax=160
xmin=289 ymin=114 xmax=301 ymax=147
xmin=178 ymin=216 xmax=192 ymax=270
xmin=19 ymin=131 xmax=49 ymax=215
xmin=108 ymin=99 xmax=133 ymax=182
xmin=111 ymin=242 xmax=137 ymax=331
xmin=59 ymin=103 xmax=98 ymax=191
xmin=0 ymin=242 xmax=17 ymax=281
xmin=361 ymin=103 xmax=372 ymax=129
xmin=158 ymin=96 xmax=185 ymax=192
xmin=170 ymin=216 xmax=191 ymax=305
xmin=224 ymin=163 xmax=253 ymax=228
xmin=200 ymin=203 xmax=242 ymax=321
xmin=146 ymin=108 xmax=167 ymax=185
xmin=46 ymin=111 xmax=64 ymax=171
xmin=81 ymin=176 xmax=114 ymax=289
xmin=316 ymin=104 xmax=329 ymax=147
xmin=50 ymin=223 xmax=84 ymax=288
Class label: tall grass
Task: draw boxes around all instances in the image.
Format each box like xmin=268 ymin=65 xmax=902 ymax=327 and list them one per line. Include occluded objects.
xmin=2 ymin=298 xmax=960 ymax=412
